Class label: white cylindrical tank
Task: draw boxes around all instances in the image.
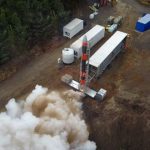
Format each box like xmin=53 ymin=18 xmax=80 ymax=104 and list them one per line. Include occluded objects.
xmin=62 ymin=48 xmax=74 ymax=64
xmin=89 ymin=13 xmax=95 ymax=19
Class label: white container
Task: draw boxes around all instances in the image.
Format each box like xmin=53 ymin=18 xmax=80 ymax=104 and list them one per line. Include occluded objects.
xmin=70 ymin=25 xmax=105 ymax=58
xmin=108 ymin=24 xmax=118 ymax=33
xmin=89 ymin=31 xmax=128 ymax=77
xmin=95 ymin=88 xmax=107 ymax=100
xmin=63 ymin=18 xmax=84 ymax=39
xmin=113 ymin=16 xmax=123 ymax=25
xmin=62 ymin=48 xmax=74 ymax=64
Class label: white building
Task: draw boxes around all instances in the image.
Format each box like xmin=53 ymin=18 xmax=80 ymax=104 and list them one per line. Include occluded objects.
xmin=89 ymin=31 xmax=128 ymax=78
xmin=70 ymin=25 xmax=105 ymax=58
xmin=63 ymin=18 xmax=84 ymax=39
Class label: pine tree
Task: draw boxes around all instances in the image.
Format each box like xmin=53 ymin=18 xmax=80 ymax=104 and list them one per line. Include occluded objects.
xmin=0 ymin=0 xmax=75 ymax=64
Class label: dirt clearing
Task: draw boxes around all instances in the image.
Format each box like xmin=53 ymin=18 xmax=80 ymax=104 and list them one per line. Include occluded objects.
xmin=0 ymin=0 xmax=150 ymax=149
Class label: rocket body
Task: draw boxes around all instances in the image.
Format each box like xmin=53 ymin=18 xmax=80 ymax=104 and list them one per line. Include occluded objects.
xmin=80 ymin=36 xmax=88 ymax=91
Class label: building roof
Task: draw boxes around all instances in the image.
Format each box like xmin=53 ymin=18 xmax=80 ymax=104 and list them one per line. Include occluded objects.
xmin=138 ymin=14 xmax=150 ymax=24
xmin=89 ymin=31 xmax=127 ymax=68
xmin=71 ymin=25 xmax=105 ymax=50
xmin=64 ymin=18 xmax=83 ymax=30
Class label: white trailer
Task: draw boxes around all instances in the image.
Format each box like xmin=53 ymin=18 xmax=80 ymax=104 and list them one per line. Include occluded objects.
xmin=89 ymin=31 xmax=127 ymax=78
xmin=70 ymin=25 xmax=105 ymax=58
xmin=63 ymin=18 xmax=83 ymax=39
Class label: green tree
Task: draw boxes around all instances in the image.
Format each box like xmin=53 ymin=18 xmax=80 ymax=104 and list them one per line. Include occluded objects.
xmin=0 ymin=0 xmax=72 ymax=64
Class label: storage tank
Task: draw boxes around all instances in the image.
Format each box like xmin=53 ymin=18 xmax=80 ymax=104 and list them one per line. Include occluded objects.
xmin=89 ymin=13 xmax=95 ymax=19
xmin=62 ymin=48 xmax=74 ymax=64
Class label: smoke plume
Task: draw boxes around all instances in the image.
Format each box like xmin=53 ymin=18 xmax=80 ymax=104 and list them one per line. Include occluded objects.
xmin=0 ymin=85 xmax=96 ymax=150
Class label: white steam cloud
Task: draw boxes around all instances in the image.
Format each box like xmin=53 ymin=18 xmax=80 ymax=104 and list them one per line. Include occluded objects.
xmin=0 ymin=85 xmax=96 ymax=150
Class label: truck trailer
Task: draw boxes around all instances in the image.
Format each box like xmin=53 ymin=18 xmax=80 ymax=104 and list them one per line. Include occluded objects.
xmin=70 ymin=25 xmax=105 ymax=58
xmin=89 ymin=31 xmax=127 ymax=79
xmin=63 ymin=18 xmax=84 ymax=39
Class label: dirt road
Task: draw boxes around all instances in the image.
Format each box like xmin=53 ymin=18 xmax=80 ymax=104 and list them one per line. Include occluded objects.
xmin=0 ymin=37 xmax=71 ymax=106
xmin=0 ymin=0 xmax=150 ymax=149
xmin=0 ymin=0 xmax=149 ymax=104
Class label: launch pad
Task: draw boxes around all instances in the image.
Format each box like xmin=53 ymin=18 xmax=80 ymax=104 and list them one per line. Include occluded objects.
xmin=61 ymin=74 xmax=107 ymax=100
xmin=69 ymin=80 xmax=97 ymax=98
xmin=61 ymin=35 xmax=107 ymax=100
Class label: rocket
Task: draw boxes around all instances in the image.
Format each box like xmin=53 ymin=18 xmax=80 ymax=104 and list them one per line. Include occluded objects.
xmin=80 ymin=35 xmax=88 ymax=92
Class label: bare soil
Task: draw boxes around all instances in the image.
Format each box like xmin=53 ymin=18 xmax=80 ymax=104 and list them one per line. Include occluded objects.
xmin=138 ymin=0 xmax=150 ymax=6
xmin=0 ymin=0 xmax=150 ymax=149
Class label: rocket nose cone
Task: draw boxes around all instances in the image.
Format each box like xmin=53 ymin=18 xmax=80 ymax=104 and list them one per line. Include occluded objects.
xmin=83 ymin=35 xmax=87 ymax=43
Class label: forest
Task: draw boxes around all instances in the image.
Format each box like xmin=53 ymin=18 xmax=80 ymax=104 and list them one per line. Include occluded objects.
xmin=0 ymin=0 xmax=84 ymax=64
